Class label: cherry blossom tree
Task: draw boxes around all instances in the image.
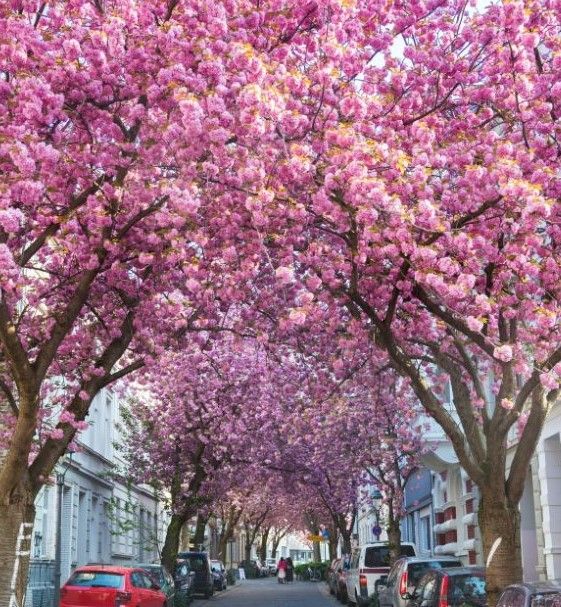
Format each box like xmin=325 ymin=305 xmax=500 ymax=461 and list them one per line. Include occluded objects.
xmin=0 ymin=0 xmax=340 ymax=600
xmin=256 ymin=0 xmax=561 ymax=598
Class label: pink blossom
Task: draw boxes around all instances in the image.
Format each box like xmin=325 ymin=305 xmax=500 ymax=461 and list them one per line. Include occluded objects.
xmin=494 ymin=345 xmax=513 ymax=362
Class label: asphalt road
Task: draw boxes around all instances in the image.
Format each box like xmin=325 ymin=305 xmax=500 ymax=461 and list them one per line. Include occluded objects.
xmin=196 ymin=577 xmax=339 ymax=607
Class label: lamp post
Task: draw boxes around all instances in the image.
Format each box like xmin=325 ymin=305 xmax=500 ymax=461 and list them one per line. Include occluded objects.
xmin=371 ymin=489 xmax=383 ymax=541
xmin=53 ymin=454 xmax=73 ymax=607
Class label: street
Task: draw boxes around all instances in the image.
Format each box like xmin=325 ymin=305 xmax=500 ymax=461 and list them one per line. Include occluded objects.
xmin=197 ymin=577 xmax=338 ymax=607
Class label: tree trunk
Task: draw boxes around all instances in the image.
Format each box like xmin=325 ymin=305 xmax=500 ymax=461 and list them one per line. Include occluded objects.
xmin=329 ymin=530 xmax=338 ymax=560
xmin=340 ymin=530 xmax=352 ymax=555
xmin=0 ymin=502 xmax=36 ymax=607
xmin=259 ymin=527 xmax=270 ymax=561
xmin=478 ymin=493 xmax=522 ymax=607
xmin=387 ymin=518 xmax=401 ymax=565
xmin=193 ymin=514 xmax=207 ymax=549
xmin=161 ymin=513 xmax=187 ymax=574
xmin=244 ymin=539 xmax=252 ymax=565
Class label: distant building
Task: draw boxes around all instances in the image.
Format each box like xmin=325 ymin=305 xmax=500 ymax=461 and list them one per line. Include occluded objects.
xmin=25 ymin=388 xmax=167 ymax=607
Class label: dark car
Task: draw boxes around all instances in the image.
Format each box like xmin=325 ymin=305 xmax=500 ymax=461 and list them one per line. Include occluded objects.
xmin=328 ymin=558 xmax=342 ymax=596
xmin=177 ymin=551 xmax=214 ymax=599
xmin=138 ymin=564 xmax=177 ymax=607
xmin=210 ymin=560 xmax=227 ymax=591
xmin=497 ymin=581 xmax=561 ymax=607
xmin=407 ymin=567 xmax=486 ymax=607
xmin=174 ymin=559 xmax=196 ymax=604
xmin=337 ymin=558 xmax=351 ymax=603
xmin=378 ymin=557 xmax=464 ymax=607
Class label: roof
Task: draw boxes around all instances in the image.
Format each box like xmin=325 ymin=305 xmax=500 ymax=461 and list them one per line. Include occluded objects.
xmin=137 ymin=563 xmax=163 ymax=570
xmin=440 ymin=567 xmax=485 ymax=576
xmin=507 ymin=582 xmax=561 ymax=595
xmin=401 ymin=557 xmax=463 ymax=564
xmin=361 ymin=541 xmax=416 ymax=547
xmin=74 ymin=565 xmax=136 ymax=574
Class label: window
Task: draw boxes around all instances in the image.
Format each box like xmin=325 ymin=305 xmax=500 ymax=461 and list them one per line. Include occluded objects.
xmin=131 ymin=572 xmax=144 ymax=588
xmin=531 ymin=593 xmax=561 ymax=607
xmin=364 ymin=545 xmax=416 ymax=567
xmin=68 ymin=571 xmax=124 ymax=589
xmin=408 ymin=562 xmax=462 ymax=588
xmin=448 ymin=574 xmax=486 ymax=606
xmin=422 ymin=576 xmax=437 ymax=602
xmin=420 ymin=516 xmax=432 ymax=551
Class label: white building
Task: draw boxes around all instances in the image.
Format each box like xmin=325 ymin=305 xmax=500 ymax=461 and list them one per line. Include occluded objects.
xmin=26 ymin=388 xmax=168 ymax=606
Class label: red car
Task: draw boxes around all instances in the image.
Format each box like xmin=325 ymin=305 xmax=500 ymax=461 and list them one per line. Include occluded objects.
xmin=60 ymin=565 xmax=167 ymax=607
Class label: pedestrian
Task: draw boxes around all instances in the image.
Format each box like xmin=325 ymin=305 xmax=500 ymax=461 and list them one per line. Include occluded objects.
xmin=277 ymin=557 xmax=287 ymax=584
xmin=285 ymin=557 xmax=294 ymax=583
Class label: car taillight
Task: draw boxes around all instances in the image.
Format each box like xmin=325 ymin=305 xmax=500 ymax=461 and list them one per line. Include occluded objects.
xmin=400 ymin=571 xmax=408 ymax=596
xmin=115 ymin=591 xmax=132 ymax=606
xmin=360 ymin=574 xmax=368 ymax=588
xmin=439 ymin=575 xmax=449 ymax=607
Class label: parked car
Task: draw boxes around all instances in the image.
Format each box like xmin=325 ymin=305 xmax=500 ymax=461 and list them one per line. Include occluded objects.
xmin=337 ymin=557 xmax=351 ymax=603
xmin=347 ymin=542 xmax=417 ymax=606
xmin=406 ymin=566 xmax=486 ymax=607
xmin=138 ymin=564 xmax=177 ymax=607
xmin=266 ymin=558 xmax=278 ymax=575
xmin=174 ymin=559 xmax=196 ymax=604
xmin=176 ymin=551 xmax=214 ymax=599
xmin=328 ymin=558 xmax=342 ymax=595
xmin=378 ymin=557 xmax=464 ymax=607
xmin=210 ymin=559 xmax=228 ymax=591
xmin=60 ymin=564 xmax=167 ymax=607
xmin=497 ymin=581 xmax=561 ymax=607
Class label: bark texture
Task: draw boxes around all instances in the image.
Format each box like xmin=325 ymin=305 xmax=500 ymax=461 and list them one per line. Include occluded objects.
xmin=387 ymin=518 xmax=402 ymax=566
xmin=161 ymin=513 xmax=188 ymax=574
xmin=478 ymin=494 xmax=522 ymax=607
xmin=0 ymin=502 xmax=35 ymax=607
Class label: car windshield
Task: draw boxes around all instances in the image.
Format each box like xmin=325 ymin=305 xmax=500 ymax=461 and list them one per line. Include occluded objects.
xmin=409 ymin=562 xmax=463 ymax=587
xmin=448 ymin=574 xmax=486 ymax=606
xmin=68 ymin=572 xmax=124 ymax=589
xmin=531 ymin=592 xmax=561 ymax=607
xmin=365 ymin=546 xmax=416 ymax=567
xmin=188 ymin=556 xmax=206 ymax=572
xmin=143 ymin=568 xmax=164 ymax=585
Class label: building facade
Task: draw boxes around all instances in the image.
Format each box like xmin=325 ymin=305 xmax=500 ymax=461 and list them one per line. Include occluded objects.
xmin=25 ymin=388 xmax=167 ymax=607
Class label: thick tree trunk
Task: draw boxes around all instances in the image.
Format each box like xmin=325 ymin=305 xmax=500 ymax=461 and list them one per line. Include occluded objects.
xmin=341 ymin=530 xmax=352 ymax=555
xmin=161 ymin=513 xmax=187 ymax=574
xmin=244 ymin=540 xmax=252 ymax=565
xmin=478 ymin=493 xmax=522 ymax=607
xmin=387 ymin=518 xmax=401 ymax=565
xmin=0 ymin=502 xmax=36 ymax=607
xmin=329 ymin=530 xmax=338 ymax=560
xmin=192 ymin=514 xmax=207 ymax=549
xmin=259 ymin=527 xmax=270 ymax=561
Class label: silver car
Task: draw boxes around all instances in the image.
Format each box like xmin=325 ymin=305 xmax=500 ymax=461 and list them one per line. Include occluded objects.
xmin=378 ymin=557 xmax=463 ymax=607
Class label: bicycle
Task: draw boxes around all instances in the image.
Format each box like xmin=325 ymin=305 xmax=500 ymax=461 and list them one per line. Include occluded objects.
xmin=307 ymin=567 xmax=322 ymax=582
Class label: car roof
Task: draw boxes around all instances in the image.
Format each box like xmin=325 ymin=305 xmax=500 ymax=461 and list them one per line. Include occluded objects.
xmin=401 ymin=557 xmax=463 ymax=564
xmin=505 ymin=582 xmax=561 ymax=595
xmin=137 ymin=564 xmax=163 ymax=570
xmin=73 ymin=565 xmax=136 ymax=574
xmin=440 ymin=567 xmax=485 ymax=576
xmin=358 ymin=542 xmax=415 ymax=550
xmin=178 ymin=551 xmax=208 ymax=557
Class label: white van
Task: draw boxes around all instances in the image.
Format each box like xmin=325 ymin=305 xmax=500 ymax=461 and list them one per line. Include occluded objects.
xmin=346 ymin=542 xmax=417 ymax=606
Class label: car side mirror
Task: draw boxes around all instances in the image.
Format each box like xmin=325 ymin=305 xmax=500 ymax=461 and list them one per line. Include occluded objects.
xmin=151 ymin=583 xmax=161 ymax=591
xmin=401 ymin=591 xmax=416 ymax=600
